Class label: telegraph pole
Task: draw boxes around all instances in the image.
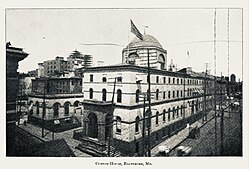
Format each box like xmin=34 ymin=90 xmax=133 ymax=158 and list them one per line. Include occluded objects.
xmin=42 ymin=80 xmax=46 ymax=138
xmin=108 ymin=77 xmax=117 ymax=157
xmin=213 ymin=8 xmax=218 ymax=155
xmin=142 ymin=94 xmax=146 ymax=157
xmin=220 ymin=73 xmax=224 ymax=155
xmin=147 ymin=48 xmax=152 ymax=157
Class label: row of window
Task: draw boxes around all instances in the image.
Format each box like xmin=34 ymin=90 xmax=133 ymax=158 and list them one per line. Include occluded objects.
xmin=88 ymin=88 xmax=205 ymax=103
xmin=89 ymin=74 xmax=204 ymax=86
xmin=31 ymin=101 xmax=80 ymax=117
xmin=115 ymin=105 xmax=193 ymax=134
xmin=89 ymin=88 xmax=122 ymax=103
xmin=116 ymin=97 xmax=211 ymax=134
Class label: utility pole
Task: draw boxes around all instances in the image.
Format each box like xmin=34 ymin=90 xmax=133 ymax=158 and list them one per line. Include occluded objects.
xmin=142 ymin=94 xmax=146 ymax=157
xmin=213 ymin=8 xmax=218 ymax=155
xmin=147 ymin=48 xmax=152 ymax=157
xmin=220 ymin=73 xmax=224 ymax=155
xmin=203 ymin=63 xmax=208 ymax=123
xmin=42 ymin=80 xmax=46 ymax=138
xmin=107 ymin=77 xmax=117 ymax=157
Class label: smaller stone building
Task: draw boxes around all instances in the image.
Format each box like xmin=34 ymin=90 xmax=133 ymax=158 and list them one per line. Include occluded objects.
xmin=28 ymin=77 xmax=83 ymax=131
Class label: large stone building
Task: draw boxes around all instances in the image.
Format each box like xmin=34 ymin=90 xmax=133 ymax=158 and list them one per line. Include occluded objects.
xmin=6 ymin=42 xmax=28 ymax=155
xmin=75 ymin=34 xmax=227 ymax=156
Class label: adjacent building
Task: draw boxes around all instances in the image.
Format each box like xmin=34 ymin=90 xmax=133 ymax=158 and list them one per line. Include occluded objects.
xmin=38 ymin=50 xmax=93 ymax=77
xmin=28 ymin=76 xmax=84 ymax=131
xmin=6 ymin=42 xmax=28 ymax=155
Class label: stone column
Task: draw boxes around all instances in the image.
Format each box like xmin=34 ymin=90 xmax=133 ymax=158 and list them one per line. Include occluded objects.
xmin=83 ymin=119 xmax=89 ymax=136
xmin=98 ymin=122 xmax=106 ymax=144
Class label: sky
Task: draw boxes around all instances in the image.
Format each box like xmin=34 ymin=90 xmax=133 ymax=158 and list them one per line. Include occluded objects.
xmin=6 ymin=8 xmax=243 ymax=80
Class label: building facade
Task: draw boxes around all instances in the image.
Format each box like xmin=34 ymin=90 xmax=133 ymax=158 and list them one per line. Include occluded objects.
xmin=6 ymin=42 xmax=28 ymax=155
xmin=75 ymin=34 xmax=227 ymax=156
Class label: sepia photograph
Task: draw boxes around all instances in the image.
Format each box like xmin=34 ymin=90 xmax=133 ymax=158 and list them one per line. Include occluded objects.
xmin=2 ymin=1 xmax=249 ymax=169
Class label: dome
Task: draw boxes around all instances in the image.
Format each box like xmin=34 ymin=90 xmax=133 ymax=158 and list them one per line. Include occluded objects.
xmin=127 ymin=34 xmax=163 ymax=48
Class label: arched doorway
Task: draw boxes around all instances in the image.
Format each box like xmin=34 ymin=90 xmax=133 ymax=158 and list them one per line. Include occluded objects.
xmin=88 ymin=113 xmax=98 ymax=139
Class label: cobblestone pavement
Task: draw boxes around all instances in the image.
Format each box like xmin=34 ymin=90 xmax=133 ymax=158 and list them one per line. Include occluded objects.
xmin=18 ymin=123 xmax=92 ymax=157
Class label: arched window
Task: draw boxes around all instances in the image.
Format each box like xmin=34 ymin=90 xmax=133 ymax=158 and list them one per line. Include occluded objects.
xmin=163 ymin=91 xmax=166 ymax=99
xmin=180 ymin=105 xmax=183 ymax=116
xmin=136 ymin=89 xmax=140 ymax=103
xmin=172 ymin=107 xmax=175 ymax=119
xmin=158 ymin=54 xmax=165 ymax=70
xmin=102 ymin=77 xmax=107 ymax=82
xmin=64 ymin=102 xmax=70 ymax=116
xmin=156 ymin=89 xmax=159 ymax=100
xmin=35 ymin=101 xmax=39 ymax=115
xmin=89 ymin=88 xmax=93 ymax=99
xmin=117 ymin=89 xmax=122 ymax=103
xmin=163 ymin=109 xmax=166 ymax=122
xmin=135 ymin=116 xmax=140 ymax=133
xmin=102 ymin=89 xmax=107 ymax=101
xmin=176 ymin=106 xmax=179 ymax=117
xmin=53 ymin=102 xmax=60 ymax=118
xmin=116 ymin=116 xmax=122 ymax=133
xmin=168 ymin=108 xmax=171 ymax=121
xmin=156 ymin=111 xmax=159 ymax=125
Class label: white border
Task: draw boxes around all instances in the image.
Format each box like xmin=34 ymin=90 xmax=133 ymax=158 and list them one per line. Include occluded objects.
xmin=1 ymin=0 xmax=249 ymax=169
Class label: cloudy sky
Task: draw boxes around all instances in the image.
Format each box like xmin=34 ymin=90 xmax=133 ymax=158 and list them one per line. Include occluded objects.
xmin=6 ymin=8 xmax=243 ymax=80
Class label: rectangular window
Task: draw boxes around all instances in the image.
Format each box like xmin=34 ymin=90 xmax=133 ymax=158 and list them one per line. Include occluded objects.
xmin=168 ymin=77 xmax=171 ymax=84
xmin=156 ymin=76 xmax=159 ymax=84
xmin=168 ymin=91 xmax=171 ymax=99
xmin=163 ymin=77 xmax=166 ymax=84
xmin=90 ymin=74 xmax=93 ymax=82
xmin=172 ymin=91 xmax=175 ymax=98
xmin=163 ymin=91 xmax=166 ymax=99
xmin=173 ymin=78 xmax=175 ymax=84
xmin=177 ymin=91 xmax=179 ymax=98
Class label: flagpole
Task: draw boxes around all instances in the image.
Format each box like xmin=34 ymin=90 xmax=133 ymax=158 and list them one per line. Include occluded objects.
xmin=127 ymin=20 xmax=131 ymax=63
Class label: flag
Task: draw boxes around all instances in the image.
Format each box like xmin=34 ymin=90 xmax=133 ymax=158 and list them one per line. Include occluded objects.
xmin=130 ymin=20 xmax=143 ymax=40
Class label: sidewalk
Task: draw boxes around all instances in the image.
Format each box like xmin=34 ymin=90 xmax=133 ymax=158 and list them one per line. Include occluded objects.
xmin=151 ymin=112 xmax=214 ymax=157
xmin=18 ymin=123 xmax=92 ymax=157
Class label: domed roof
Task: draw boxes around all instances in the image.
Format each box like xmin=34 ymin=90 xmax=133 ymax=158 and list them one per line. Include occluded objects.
xmin=127 ymin=34 xmax=163 ymax=48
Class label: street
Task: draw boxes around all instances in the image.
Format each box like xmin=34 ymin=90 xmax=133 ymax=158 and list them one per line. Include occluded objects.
xmin=169 ymin=104 xmax=242 ymax=156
